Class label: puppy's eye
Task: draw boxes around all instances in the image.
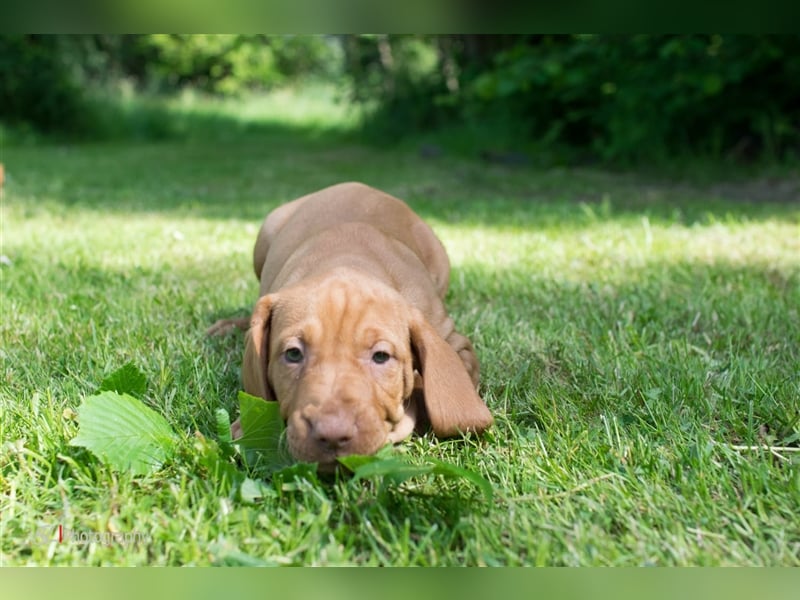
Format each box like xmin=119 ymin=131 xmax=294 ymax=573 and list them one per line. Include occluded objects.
xmin=284 ymin=347 xmax=304 ymax=363
xmin=371 ymin=351 xmax=391 ymax=364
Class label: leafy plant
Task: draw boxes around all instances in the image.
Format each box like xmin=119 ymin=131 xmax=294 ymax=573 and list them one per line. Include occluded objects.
xmin=98 ymin=362 xmax=148 ymax=398
xmin=232 ymin=391 xmax=494 ymax=501
xmin=69 ymin=365 xmax=178 ymax=476
xmin=69 ymin=366 xmax=493 ymax=502
xmin=339 ymin=448 xmax=494 ymax=502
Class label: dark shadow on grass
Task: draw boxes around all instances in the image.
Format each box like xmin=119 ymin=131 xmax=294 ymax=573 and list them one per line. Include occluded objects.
xmin=453 ymin=259 xmax=799 ymax=448
xmin=4 ymin=98 xmax=799 ymax=227
xmin=289 ymin=475 xmax=493 ymax=565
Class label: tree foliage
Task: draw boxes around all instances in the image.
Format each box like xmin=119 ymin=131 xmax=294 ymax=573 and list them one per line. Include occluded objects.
xmin=0 ymin=34 xmax=338 ymax=135
xmin=344 ymin=34 xmax=800 ymax=163
xmin=138 ymin=35 xmax=340 ymax=95
xmin=2 ymin=34 xmax=798 ymax=164
xmin=0 ymin=36 xmax=87 ymax=134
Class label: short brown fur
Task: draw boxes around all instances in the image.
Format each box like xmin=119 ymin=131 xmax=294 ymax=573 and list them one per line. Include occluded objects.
xmin=210 ymin=182 xmax=492 ymax=469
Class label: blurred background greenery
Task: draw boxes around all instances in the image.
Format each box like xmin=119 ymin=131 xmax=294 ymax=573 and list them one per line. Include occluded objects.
xmin=1 ymin=34 xmax=799 ymax=166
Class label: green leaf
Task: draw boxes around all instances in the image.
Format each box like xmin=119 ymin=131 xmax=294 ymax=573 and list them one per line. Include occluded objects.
xmin=351 ymin=457 xmax=435 ymax=486
xmin=99 ymin=363 xmax=147 ymax=398
xmin=215 ymin=408 xmax=234 ymax=458
xmin=216 ymin=408 xmax=232 ymax=444
xmin=334 ymin=443 xmax=394 ymax=472
xmin=339 ymin=451 xmax=494 ymax=501
xmin=429 ymin=459 xmax=494 ymax=502
xmin=236 ymin=391 xmax=284 ymax=451
xmin=236 ymin=391 xmax=290 ymax=473
xmin=70 ymin=390 xmax=178 ymax=476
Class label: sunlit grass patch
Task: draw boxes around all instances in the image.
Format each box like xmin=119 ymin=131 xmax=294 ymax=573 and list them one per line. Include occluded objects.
xmin=34 ymin=82 xmax=365 ymax=144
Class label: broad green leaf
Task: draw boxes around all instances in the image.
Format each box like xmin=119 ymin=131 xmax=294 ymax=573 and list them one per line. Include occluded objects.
xmin=70 ymin=390 xmax=178 ymax=475
xmin=334 ymin=453 xmax=378 ymax=473
xmin=336 ymin=444 xmax=395 ymax=471
xmin=348 ymin=457 xmax=435 ymax=486
xmin=236 ymin=391 xmax=290 ymax=473
xmin=99 ymin=363 xmax=147 ymax=398
xmin=339 ymin=452 xmax=494 ymax=501
xmin=236 ymin=391 xmax=284 ymax=451
xmin=429 ymin=458 xmax=494 ymax=502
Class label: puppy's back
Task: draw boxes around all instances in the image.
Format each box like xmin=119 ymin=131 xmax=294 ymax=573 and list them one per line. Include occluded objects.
xmin=255 ymin=182 xmax=450 ymax=296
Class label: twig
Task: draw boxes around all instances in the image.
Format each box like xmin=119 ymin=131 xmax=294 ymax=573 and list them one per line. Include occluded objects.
xmin=719 ymin=443 xmax=800 ymax=462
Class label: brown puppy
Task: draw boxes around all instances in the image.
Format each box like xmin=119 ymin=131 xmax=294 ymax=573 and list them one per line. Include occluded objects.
xmin=213 ymin=182 xmax=492 ymax=470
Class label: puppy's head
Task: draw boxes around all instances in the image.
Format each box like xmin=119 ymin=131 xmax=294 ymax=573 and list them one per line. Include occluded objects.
xmin=242 ymin=273 xmax=491 ymax=470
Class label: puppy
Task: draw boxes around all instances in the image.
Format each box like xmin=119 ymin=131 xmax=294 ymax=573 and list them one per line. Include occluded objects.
xmin=213 ymin=182 xmax=492 ymax=470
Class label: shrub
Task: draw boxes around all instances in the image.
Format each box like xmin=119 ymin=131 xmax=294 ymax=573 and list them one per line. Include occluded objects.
xmin=0 ymin=35 xmax=88 ymax=135
xmin=346 ymin=34 xmax=800 ymax=164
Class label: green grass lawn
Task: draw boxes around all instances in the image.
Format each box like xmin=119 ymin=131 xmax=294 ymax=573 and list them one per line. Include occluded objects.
xmin=2 ymin=91 xmax=799 ymax=566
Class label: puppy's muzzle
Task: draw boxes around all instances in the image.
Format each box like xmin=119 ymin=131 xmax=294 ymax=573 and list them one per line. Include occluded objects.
xmin=304 ymin=410 xmax=356 ymax=455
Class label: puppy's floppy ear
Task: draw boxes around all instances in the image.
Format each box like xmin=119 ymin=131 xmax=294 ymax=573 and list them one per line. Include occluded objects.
xmin=242 ymin=294 xmax=276 ymax=401
xmin=409 ymin=309 xmax=493 ymax=437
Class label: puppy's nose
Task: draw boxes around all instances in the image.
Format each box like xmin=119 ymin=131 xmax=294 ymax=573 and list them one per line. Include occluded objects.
xmin=308 ymin=413 xmax=356 ymax=451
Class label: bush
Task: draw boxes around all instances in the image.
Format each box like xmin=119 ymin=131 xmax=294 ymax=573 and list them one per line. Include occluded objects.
xmin=0 ymin=35 xmax=344 ymax=136
xmin=0 ymin=36 xmax=89 ymax=135
xmin=5 ymin=34 xmax=799 ymax=165
xmin=345 ymin=34 xmax=800 ymax=164
xmin=342 ymin=35 xmax=456 ymax=139
xmin=136 ymin=35 xmax=341 ymax=96
xmin=465 ymin=35 xmax=800 ymax=163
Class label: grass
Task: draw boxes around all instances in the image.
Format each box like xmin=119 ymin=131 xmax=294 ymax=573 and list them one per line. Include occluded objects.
xmin=2 ymin=89 xmax=799 ymax=566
